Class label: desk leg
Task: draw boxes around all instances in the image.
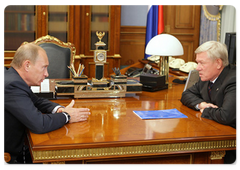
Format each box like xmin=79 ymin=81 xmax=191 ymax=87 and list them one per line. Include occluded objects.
xmin=43 ymin=161 xmax=65 ymax=164
xmin=210 ymin=151 xmax=225 ymax=164
xmin=210 ymin=151 xmax=226 ymax=160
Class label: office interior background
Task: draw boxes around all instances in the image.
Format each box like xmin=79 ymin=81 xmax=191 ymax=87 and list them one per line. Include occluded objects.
xmin=3 ymin=5 xmax=237 ymax=164
xmin=4 ymin=5 xmax=236 ymax=77
xmin=121 ymin=3 xmax=238 ymax=65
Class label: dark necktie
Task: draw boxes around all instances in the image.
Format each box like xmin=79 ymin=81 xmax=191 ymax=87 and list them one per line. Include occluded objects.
xmin=208 ymin=81 xmax=214 ymax=97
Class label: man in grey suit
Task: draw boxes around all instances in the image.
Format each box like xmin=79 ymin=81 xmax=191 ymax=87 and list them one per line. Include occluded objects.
xmin=181 ymin=41 xmax=236 ymax=163
xmin=5 ymin=43 xmax=91 ymax=163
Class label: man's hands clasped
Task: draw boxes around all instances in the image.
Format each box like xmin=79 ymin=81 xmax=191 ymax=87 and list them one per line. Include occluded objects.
xmin=196 ymin=102 xmax=218 ymax=120
xmin=198 ymin=101 xmax=218 ymax=113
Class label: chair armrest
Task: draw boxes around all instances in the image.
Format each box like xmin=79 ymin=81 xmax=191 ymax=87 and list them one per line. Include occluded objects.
xmin=4 ymin=152 xmax=11 ymax=163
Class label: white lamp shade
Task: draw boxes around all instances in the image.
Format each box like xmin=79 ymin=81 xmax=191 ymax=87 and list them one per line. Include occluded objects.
xmin=145 ymin=34 xmax=184 ymax=56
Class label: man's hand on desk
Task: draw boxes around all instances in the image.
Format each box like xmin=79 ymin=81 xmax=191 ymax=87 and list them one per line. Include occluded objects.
xmin=57 ymin=100 xmax=91 ymax=123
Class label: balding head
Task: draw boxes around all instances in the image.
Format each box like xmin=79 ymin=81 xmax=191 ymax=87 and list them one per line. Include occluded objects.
xmin=11 ymin=43 xmax=49 ymax=86
xmin=11 ymin=43 xmax=46 ymax=69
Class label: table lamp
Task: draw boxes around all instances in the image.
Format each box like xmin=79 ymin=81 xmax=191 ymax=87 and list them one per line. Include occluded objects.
xmin=145 ymin=34 xmax=184 ymax=85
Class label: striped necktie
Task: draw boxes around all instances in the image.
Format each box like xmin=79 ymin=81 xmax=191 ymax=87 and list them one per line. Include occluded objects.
xmin=208 ymin=81 xmax=214 ymax=97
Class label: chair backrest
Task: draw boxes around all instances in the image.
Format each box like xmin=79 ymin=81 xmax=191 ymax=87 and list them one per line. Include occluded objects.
xmin=24 ymin=35 xmax=76 ymax=79
xmin=183 ymin=69 xmax=199 ymax=92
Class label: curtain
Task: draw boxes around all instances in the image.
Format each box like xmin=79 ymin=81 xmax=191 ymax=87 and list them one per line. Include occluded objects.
xmin=199 ymin=6 xmax=221 ymax=45
xmin=220 ymin=5 xmax=236 ymax=43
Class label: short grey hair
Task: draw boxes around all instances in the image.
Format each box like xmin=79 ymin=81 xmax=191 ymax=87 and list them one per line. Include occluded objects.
xmin=11 ymin=43 xmax=45 ymax=69
xmin=195 ymin=41 xmax=229 ymax=67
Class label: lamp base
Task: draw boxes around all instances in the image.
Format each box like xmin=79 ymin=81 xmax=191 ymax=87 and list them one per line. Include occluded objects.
xmin=140 ymin=73 xmax=168 ymax=92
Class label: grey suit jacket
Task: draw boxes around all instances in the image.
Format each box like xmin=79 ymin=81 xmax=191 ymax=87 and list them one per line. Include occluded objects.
xmin=4 ymin=67 xmax=66 ymax=156
xmin=181 ymin=64 xmax=236 ymax=128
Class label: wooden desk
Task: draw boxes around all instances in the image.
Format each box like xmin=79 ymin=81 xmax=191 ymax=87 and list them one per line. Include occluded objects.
xmin=27 ymin=78 xmax=236 ymax=164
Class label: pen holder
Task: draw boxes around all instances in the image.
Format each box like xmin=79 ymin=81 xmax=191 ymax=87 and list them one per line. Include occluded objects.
xmin=111 ymin=75 xmax=127 ymax=84
xmin=73 ymin=75 xmax=88 ymax=84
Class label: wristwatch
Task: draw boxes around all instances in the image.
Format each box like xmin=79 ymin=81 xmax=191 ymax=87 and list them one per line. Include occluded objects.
xmin=63 ymin=112 xmax=71 ymax=123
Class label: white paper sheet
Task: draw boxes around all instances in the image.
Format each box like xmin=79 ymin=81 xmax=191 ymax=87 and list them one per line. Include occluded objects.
xmin=40 ymin=79 xmax=50 ymax=92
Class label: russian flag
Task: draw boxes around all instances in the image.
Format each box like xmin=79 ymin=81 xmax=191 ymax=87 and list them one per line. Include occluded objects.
xmin=145 ymin=5 xmax=164 ymax=59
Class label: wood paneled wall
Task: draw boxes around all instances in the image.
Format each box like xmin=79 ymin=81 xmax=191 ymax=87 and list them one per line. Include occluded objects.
xmin=164 ymin=5 xmax=201 ymax=62
xmin=120 ymin=26 xmax=146 ymax=66
xmin=119 ymin=5 xmax=201 ymax=66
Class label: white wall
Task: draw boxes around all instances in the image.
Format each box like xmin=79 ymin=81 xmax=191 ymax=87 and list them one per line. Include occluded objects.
xmin=121 ymin=5 xmax=148 ymax=26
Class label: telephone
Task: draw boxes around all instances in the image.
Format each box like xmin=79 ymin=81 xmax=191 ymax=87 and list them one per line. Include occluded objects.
xmin=169 ymin=56 xmax=175 ymax=63
xmin=125 ymin=67 xmax=143 ymax=77
xmin=125 ymin=64 xmax=159 ymax=77
xmin=169 ymin=58 xmax=185 ymax=69
xmin=147 ymin=55 xmax=160 ymax=63
xmin=179 ymin=62 xmax=198 ymax=73
xmin=147 ymin=56 xmax=176 ymax=64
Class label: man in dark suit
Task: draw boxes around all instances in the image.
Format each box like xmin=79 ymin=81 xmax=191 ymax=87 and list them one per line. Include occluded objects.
xmin=181 ymin=41 xmax=236 ymax=163
xmin=5 ymin=43 xmax=91 ymax=163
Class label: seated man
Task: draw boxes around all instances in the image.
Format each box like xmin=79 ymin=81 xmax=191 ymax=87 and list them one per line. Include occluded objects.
xmin=5 ymin=43 xmax=91 ymax=163
xmin=181 ymin=41 xmax=236 ymax=163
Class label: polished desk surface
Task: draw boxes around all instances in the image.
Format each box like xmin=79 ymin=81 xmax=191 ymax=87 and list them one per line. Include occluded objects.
xmin=28 ymin=77 xmax=236 ymax=163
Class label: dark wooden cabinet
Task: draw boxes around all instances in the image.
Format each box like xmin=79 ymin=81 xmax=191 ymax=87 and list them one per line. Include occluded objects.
xmin=4 ymin=5 xmax=121 ymax=78
xmin=77 ymin=5 xmax=121 ymax=78
xmin=4 ymin=5 xmax=74 ymax=67
xmin=4 ymin=5 xmax=36 ymax=66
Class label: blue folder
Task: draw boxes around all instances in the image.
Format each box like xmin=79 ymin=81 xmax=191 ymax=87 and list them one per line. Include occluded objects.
xmin=133 ymin=108 xmax=188 ymax=120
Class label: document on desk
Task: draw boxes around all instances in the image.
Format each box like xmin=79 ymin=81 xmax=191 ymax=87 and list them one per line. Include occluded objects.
xmin=133 ymin=108 xmax=188 ymax=119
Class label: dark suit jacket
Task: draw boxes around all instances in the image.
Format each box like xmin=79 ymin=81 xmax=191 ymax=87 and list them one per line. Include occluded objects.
xmin=4 ymin=67 xmax=66 ymax=156
xmin=181 ymin=64 xmax=236 ymax=128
